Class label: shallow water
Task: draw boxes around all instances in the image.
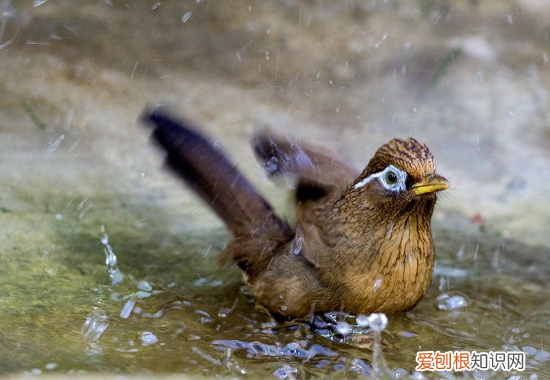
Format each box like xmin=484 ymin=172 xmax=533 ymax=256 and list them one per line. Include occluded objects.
xmin=1 ymin=192 xmax=548 ymax=379
xmin=0 ymin=0 xmax=549 ymax=379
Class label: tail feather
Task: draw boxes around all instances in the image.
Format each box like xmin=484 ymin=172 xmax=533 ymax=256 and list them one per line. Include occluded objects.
xmin=142 ymin=109 xmax=291 ymax=239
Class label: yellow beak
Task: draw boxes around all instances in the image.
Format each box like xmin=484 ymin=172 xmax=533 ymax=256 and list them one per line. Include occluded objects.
xmin=411 ymin=174 xmax=450 ymax=195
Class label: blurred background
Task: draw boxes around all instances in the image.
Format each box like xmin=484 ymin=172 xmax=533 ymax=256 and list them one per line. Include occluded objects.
xmin=0 ymin=1 xmax=549 ymax=379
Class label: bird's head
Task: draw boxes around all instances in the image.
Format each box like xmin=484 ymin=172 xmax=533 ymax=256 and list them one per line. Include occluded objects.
xmin=351 ymin=138 xmax=449 ymax=210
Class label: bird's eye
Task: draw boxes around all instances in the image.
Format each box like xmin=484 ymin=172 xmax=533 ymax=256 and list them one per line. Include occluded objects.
xmin=354 ymin=164 xmax=406 ymax=192
xmin=386 ymin=171 xmax=398 ymax=184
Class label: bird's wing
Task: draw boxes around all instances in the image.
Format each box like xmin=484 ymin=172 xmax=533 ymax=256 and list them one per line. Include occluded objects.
xmin=252 ymin=128 xmax=360 ymax=199
xmin=293 ymin=201 xmax=344 ymax=269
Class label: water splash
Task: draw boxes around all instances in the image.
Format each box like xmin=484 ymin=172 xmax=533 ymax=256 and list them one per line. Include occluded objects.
xmin=435 ymin=291 xmax=470 ymax=311
xmin=356 ymin=314 xmax=369 ymax=327
xmin=100 ymin=225 xmax=124 ymax=285
xmin=336 ymin=321 xmax=352 ymax=336
xmin=221 ymin=348 xmax=247 ymax=375
xmin=82 ymin=307 xmax=109 ymax=342
xmin=365 ymin=313 xmax=392 ymax=380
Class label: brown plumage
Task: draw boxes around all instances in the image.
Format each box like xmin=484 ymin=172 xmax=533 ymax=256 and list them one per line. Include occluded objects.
xmin=142 ymin=109 xmax=449 ymax=318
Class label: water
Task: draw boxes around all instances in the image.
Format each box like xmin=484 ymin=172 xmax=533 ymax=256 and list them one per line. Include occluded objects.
xmin=82 ymin=308 xmax=109 ymax=343
xmin=181 ymin=11 xmax=192 ymax=24
xmin=434 ymin=291 xmax=470 ymax=311
xmin=366 ymin=313 xmax=392 ymax=380
xmin=0 ymin=0 xmax=550 ymax=379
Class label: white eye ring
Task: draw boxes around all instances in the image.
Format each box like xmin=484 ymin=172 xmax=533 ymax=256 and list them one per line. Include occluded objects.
xmin=379 ymin=165 xmax=407 ymax=192
xmin=354 ymin=164 xmax=407 ymax=193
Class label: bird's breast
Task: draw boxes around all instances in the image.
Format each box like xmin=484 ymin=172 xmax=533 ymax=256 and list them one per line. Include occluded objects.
xmin=331 ymin=220 xmax=435 ymax=314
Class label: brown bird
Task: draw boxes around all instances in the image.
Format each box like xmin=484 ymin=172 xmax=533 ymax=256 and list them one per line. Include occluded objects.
xmin=142 ymin=109 xmax=449 ymax=318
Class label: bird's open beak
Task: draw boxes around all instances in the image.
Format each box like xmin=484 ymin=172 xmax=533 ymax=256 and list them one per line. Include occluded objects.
xmin=411 ymin=174 xmax=450 ymax=195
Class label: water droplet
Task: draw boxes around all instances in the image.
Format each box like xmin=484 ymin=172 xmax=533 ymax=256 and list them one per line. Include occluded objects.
xmin=110 ymin=269 xmax=124 ymax=285
xmin=435 ymin=291 xmax=470 ymax=310
xmin=293 ymin=237 xmax=304 ymax=255
xmin=137 ymin=281 xmax=152 ymax=292
xmin=336 ymin=321 xmax=352 ymax=336
xmin=140 ymin=331 xmax=159 ymax=346
xmin=366 ymin=313 xmax=388 ymax=332
xmin=82 ymin=307 xmax=109 ymax=342
xmin=104 ymin=248 xmax=117 ymax=267
xmin=181 ymin=11 xmax=192 ymax=24
xmin=374 ymin=33 xmax=388 ymax=48
xmin=100 ymin=225 xmax=124 ymax=285
xmin=120 ymin=299 xmax=135 ymax=319
xmin=355 ymin=314 xmax=369 ymax=327
xmin=46 ymin=134 xmax=64 ymax=152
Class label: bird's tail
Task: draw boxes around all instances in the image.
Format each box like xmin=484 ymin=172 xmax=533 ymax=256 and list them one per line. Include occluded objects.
xmin=141 ymin=109 xmax=291 ymax=241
